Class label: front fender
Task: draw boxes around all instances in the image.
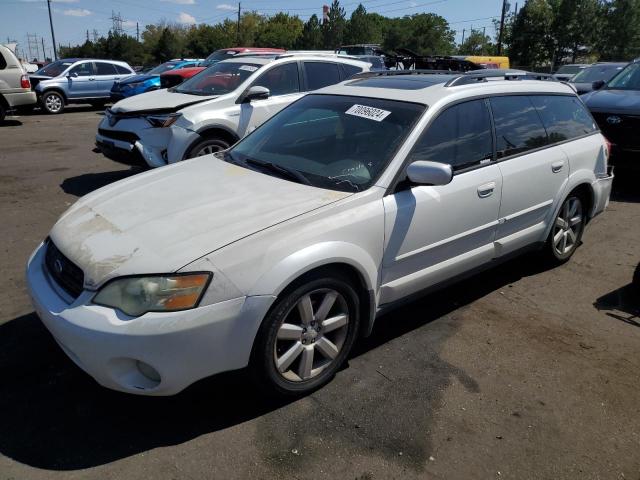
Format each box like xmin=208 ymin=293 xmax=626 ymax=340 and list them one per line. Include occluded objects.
xmin=248 ymin=241 xmax=379 ymax=300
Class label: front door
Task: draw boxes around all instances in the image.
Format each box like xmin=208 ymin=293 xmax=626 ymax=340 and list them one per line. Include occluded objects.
xmin=380 ymin=99 xmax=502 ymax=305
xmin=66 ymin=61 xmax=97 ymax=98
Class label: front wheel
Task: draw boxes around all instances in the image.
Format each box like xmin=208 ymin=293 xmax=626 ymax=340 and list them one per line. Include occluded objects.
xmin=41 ymin=91 xmax=64 ymax=114
xmin=185 ymin=136 xmax=230 ymax=159
xmin=544 ymin=194 xmax=586 ymax=264
xmin=250 ymin=272 xmax=360 ymax=397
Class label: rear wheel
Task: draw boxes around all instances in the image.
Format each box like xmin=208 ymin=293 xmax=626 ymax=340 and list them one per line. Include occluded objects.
xmin=186 ymin=136 xmax=230 ymax=159
xmin=42 ymin=91 xmax=64 ymax=114
xmin=544 ymin=194 xmax=586 ymax=264
xmin=250 ymin=272 xmax=360 ymax=397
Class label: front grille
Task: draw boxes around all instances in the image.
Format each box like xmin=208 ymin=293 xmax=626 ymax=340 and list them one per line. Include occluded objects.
xmin=592 ymin=112 xmax=640 ymax=150
xmin=44 ymin=240 xmax=84 ymax=299
xmin=98 ymin=128 xmax=139 ymax=144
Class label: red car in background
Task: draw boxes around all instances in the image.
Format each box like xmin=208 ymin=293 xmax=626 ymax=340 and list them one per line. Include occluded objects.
xmin=160 ymin=47 xmax=285 ymax=89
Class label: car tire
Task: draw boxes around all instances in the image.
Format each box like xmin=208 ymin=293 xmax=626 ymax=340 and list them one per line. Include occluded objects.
xmin=90 ymin=101 xmax=107 ymax=109
xmin=250 ymin=271 xmax=360 ymax=398
xmin=41 ymin=91 xmax=64 ymax=114
xmin=185 ymin=136 xmax=230 ymax=159
xmin=0 ymin=102 xmax=6 ymax=123
xmin=543 ymin=193 xmax=586 ymax=264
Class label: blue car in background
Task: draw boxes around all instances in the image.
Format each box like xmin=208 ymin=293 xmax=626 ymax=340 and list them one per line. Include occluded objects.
xmin=110 ymin=59 xmax=202 ymax=102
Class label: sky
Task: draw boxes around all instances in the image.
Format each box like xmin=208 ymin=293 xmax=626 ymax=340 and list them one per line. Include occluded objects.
xmin=0 ymin=0 xmax=505 ymax=61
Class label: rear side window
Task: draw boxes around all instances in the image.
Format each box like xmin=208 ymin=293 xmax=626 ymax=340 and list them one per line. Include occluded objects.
xmin=490 ymin=96 xmax=548 ymax=158
xmin=408 ymin=99 xmax=493 ymax=171
xmin=0 ymin=52 xmax=6 ymax=70
xmin=95 ymin=62 xmax=117 ymax=75
xmin=304 ymin=62 xmax=341 ymax=90
xmin=340 ymin=63 xmax=363 ymax=79
xmin=253 ymin=62 xmax=300 ymax=96
xmin=530 ymin=95 xmax=598 ymax=142
xmin=115 ymin=65 xmax=132 ymax=75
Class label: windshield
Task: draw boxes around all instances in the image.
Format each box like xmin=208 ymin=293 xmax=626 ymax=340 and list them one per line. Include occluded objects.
xmin=227 ymin=94 xmax=425 ymax=192
xmin=572 ymin=64 xmax=624 ymax=83
xmin=35 ymin=60 xmax=73 ymax=77
xmin=174 ymin=61 xmax=261 ymax=96
xmin=606 ymin=62 xmax=640 ymax=90
xmin=148 ymin=62 xmax=180 ymax=75
xmin=340 ymin=47 xmax=366 ymax=55
xmin=556 ymin=65 xmax=583 ymax=75
xmin=202 ymin=49 xmax=239 ymax=67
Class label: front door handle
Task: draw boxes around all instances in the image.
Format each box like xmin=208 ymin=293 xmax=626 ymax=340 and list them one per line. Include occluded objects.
xmin=477 ymin=182 xmax=496 ymax=198
xmin=89 ymin=77 xmax=95 ymax=81
xmin=551 ymin=161 xmax=564 ymax=173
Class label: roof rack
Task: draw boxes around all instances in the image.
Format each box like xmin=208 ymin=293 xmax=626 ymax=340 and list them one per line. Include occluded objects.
xmin=275 ymin=52 xmax=367 ymax=61
xmin=445 ymin=71 xmax=557 ymax=87
xmin=352 ymin=69 xmax=463 ymax=79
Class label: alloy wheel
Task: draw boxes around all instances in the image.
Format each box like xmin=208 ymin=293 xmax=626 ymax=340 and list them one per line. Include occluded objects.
xmin=195 ymin=144 xmax=225 ymax=156
xmin=44 ymin=94 xmax=62 ymax=113
xmin=552 ymin=196 xmax=583 ymax=256
xmin=274 ymin=288 xmax=350 ymax=382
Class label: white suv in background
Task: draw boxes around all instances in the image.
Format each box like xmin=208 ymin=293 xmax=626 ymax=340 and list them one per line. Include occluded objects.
xmin=29 ymin=72 xmax=613 ymax=397
xmin=96 ymin=54 xmax=371 ymax=167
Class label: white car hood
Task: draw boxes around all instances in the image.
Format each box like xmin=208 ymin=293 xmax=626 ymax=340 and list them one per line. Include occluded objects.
xmin=110 ymin=88 xmax=215 ymax=113
xmin=49 ymin=158 xmax=351 ymax=288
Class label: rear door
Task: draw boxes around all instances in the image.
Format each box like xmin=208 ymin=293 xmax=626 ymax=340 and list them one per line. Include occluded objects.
xmin=491 ymin=95 xmax=568 ymax=255
xmin=66 ymin=61 xmax=97 ymax=98
xmin=95 ymin=62 xmax=119 ymax=97
xmin=380 ymin=99 xmax=502 ymax=304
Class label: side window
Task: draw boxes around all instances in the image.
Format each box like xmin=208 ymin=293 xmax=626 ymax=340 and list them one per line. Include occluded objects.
xmin=529 ymin=95 xmax=598 ymax=142
xmin=115 ymin=65 xmax=132 ymax=75
xmin=95 ymin=62 xmax=117 ymax=75
xmin=490 ymin=96 xmax=549 ymax=158
xmin=340 ymin=63 xmax=363 ymax=79
xmin=0 ymin=52 xmax=7 ymax=70
xmin=304 ymin=62 xmax=341 ymax=90
xmin=252 ymin=62 xmax=300 ymax=96
xmin=408 ymin=99 xmax=493 ymax=171
xmin=69 ymin=62 xmax=94 ymax=76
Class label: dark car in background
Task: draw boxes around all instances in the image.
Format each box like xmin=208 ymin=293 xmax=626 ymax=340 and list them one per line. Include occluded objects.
xmin=570 ymin=62 xmax=627 ymax=94
xmin=110 ymin=59 xmax=202 ymax=102
xmin=583 ymin=59 xmax=640 ymax=166
xmin=553 ymin=64 xmax=588 ymax=81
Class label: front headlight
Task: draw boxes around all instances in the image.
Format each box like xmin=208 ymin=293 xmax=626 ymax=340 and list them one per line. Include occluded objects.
xmin=93 ymin=273 xmax=211 ymax=317
xmin=146 ymin=113 xmax=181 ymax=128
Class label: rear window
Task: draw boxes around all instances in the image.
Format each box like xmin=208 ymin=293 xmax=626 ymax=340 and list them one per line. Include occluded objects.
xmin=530 ymin=95 xmax=597 ymax=142
xmin=340 ymin=63 xmax=364 ymax=79
xmin=304 ymin=62 xmax=341 ymax=91
xmin=490 ymin=96 xmax=548 ymax=158
xmin=115 ymin=65 xmax=132 ymax=75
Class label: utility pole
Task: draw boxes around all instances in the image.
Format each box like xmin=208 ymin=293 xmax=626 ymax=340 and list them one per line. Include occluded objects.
xmin=41 ymin=37 xmax=46 ymax=61
xmin=482 ymin=26 xmax=486 ymax=55
xmin=236 ymin=2 xmax=241 ymax=45
xmin=86 ymin=30 xmax=90 ymax=42
xmin=136 ymin=22 xmax=140 ymax=42
xmin=46 ymin=0 xmax=58 ymax=60
xmin=497 ymin=0 xmax=508 ymax=55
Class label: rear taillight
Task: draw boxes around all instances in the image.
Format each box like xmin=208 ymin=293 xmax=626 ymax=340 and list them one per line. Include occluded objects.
xmin=20 ymin=74 xmax=31 ymax=89
xmin=603 ymin=136 xmax=612 ymax=160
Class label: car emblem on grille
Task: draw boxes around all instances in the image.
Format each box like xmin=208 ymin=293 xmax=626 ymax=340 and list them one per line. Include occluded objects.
xmin=54 ymin=258 xmax=64 ymax=274
xmin=606 ymin=115 xmax=622 ymax=125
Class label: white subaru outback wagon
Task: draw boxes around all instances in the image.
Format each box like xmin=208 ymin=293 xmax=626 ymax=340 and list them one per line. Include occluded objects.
xmin=96 ymin=54 xmax=370 ymax=168
xmin=28 ymin=71 xmax=613 ymax=396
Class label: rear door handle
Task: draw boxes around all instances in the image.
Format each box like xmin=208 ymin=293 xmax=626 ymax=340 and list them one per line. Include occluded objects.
xmin=477 ymin=182 xmax=496 ymax=198
xmin=551 ymin=161 xmax=564 ymax=173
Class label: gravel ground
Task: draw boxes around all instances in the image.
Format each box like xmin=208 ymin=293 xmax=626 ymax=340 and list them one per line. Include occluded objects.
xmin=0 ymin=108 xmax=639 ymax=480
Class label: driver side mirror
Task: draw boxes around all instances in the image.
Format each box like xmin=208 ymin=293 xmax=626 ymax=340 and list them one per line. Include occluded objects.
xmin=406 ymin=161 xmax=453 ymax=186
xmin=592 ymin=80 xmax=605 ymax=90
xmin=241 ymin=86 xmax=270 ymax=103
xmin=67 ymin=72 xmax=78 ymax=78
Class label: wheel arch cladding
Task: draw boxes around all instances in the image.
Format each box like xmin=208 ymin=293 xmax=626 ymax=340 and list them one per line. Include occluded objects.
xmin=569 ymin=183 xmax=594 ymax=221
xmin=196 ymin=126 xmax=239 ymax=146
xmin=42 ymin=88 xmax=67 ymax=102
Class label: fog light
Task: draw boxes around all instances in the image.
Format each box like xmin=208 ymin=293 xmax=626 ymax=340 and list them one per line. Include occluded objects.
xmin=136 ymin=360 xmax=161 ymax=383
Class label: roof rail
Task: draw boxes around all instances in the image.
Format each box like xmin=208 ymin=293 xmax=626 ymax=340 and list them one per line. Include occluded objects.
xmin=445 ymin=71 xmax=558 ymax=87
xmin=275 ymin=52 xmax=366 ymax=60
xmin=352 ymin=69 xmax=464 ymax=79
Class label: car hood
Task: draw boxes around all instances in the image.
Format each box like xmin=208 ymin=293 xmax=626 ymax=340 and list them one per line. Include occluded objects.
xmin=49 ymin=157 xmax=351 ymax=288
xmin=583 ymin=88 xmax=640 ymax=114
xmin=117 ymin=74 xmax=158 ymax=85
xmin=110 ymin=88 xmax=214 ymax=113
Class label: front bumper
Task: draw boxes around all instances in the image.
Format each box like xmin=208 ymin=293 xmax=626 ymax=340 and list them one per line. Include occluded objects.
xmin=26 ymin=242 xmax=275 ymax=396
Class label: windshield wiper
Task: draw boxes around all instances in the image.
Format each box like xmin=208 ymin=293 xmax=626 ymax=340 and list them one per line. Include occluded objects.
xmin=244 ymin=158 xmax=312 ymax=186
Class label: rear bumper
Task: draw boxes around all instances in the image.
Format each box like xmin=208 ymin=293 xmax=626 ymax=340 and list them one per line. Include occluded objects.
xmin=591 ymin=166 xmax=614 ymax=218
xmin=4 ymin=90 xmax=37 ymax=107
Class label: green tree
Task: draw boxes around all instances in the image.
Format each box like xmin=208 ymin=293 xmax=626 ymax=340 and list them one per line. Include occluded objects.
xmin=508 ymin=0 xmax=555 ymax=68
xmin=596 ymin=0 xmax=640 ymax=60
xmin=257 ymin=13 xmax=304 ymax=49
xmin=344 ymin=4 xmax=374 ymax=45
xmin=153 ymin=28 xmax=180 ymax=62
xmin=458 ymin=30 xmax=496 ymax=55
xmin=550 ymin=0 xmax=600 ymax=63
xmin=184 ymin=24 xmax=234 ymax=57
xmin=298 ymin=14 xmax=323 ymax=49
xmin=323 ymin=0 xmax=347 ymax=49
xmin=383 ymin=14 xmax=455 ymax=55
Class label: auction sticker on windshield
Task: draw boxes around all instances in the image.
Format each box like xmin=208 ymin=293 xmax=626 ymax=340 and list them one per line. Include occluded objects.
xmin=239 ymin=65 xmax=259 ymax=72
xmin=345 ymin=104 xmax=391 ymax=122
